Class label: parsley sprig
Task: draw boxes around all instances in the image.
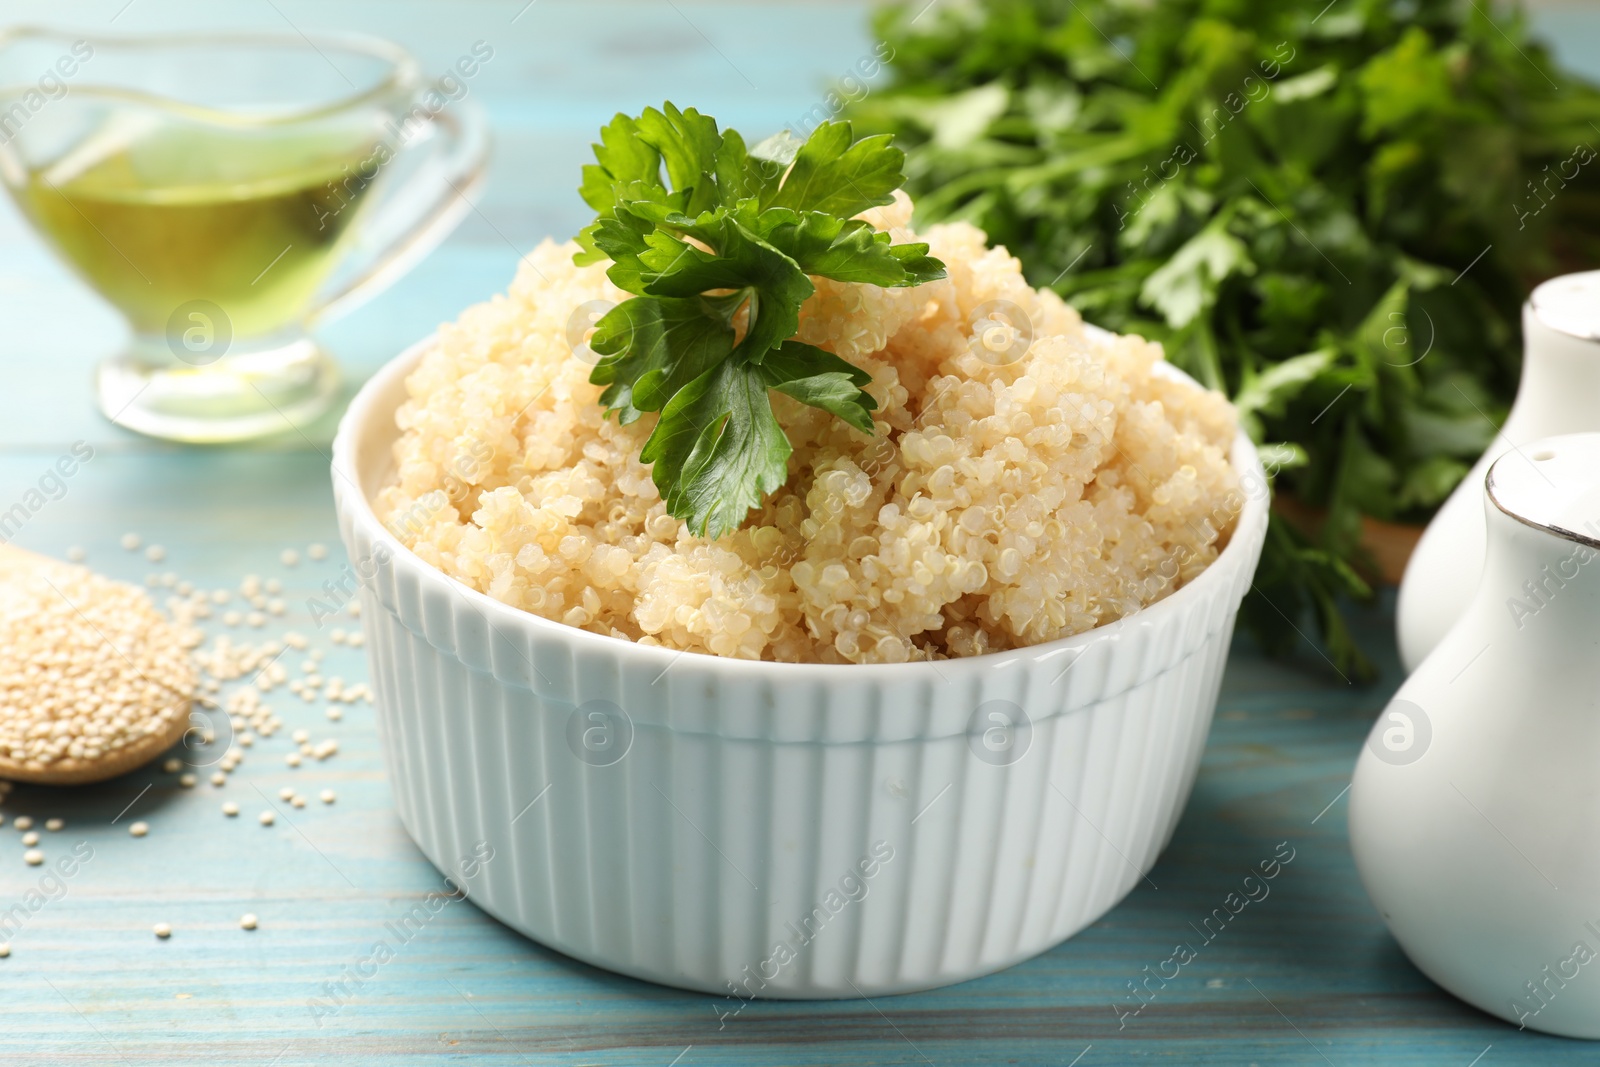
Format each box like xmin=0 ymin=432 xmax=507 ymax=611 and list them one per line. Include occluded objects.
xmin=574 ymin=104 xmax=945 ymax=539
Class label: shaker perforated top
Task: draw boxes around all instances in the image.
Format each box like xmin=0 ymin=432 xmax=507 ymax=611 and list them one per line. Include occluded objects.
xmin=1487 ymin=432 xmax=1600 ymax=549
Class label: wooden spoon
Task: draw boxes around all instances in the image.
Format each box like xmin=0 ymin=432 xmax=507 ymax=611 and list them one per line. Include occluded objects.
xmin=0 ymin=545 xmax=196 ymax=786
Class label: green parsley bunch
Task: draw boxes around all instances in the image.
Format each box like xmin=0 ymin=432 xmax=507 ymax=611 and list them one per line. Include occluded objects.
xmin=852 ymin=0 xmax=1600 ymax=677
xmin=575 ymin=104 xmax=946 ymax=539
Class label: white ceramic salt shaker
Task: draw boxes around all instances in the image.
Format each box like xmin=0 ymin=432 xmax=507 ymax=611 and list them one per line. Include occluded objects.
xmin=1351 ymin=432 xmax=1600 ymax=1039
xmin=1396 ymin=270 xmax=1600 ymax=671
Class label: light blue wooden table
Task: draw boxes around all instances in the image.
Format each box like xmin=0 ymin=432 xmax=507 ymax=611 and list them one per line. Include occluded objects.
xmin=2 ymin=2 xmax=1598 ymax=1064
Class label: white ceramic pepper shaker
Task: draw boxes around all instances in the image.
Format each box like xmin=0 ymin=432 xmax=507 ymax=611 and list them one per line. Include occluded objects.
xmin=1351 ymin=432 xmax=1600 ymax=1039
xmin=1396 ymin=270 xmax=1600 ymax=672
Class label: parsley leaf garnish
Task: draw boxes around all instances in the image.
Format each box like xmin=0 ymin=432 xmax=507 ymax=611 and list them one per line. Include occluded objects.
xmin=575 ymin=104 xmax=945 ymax=538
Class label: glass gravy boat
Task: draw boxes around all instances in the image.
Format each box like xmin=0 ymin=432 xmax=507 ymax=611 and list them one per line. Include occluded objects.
xmin=0 ymin=27 xmax=489 ymax=442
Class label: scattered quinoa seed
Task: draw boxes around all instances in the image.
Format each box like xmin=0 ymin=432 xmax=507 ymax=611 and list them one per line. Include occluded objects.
xmin=179 ymin=774 xmax=196 ymax=788
xmin=222 ymin=802 xmax=239 ymax=816
xmin=144 ymin=545 xmax=166 ymax=563
xmin=66 ymin=546 xmax=86 ymax=562
xmin=23 ymin=849 xmax=42 ymax=865
xmin=21 ymin=831 xmax=38 ymax=846
xmin=153 ymin=922 xmax=171 ymax=939
xmin=326 ymin=707 xmax=342 ymax=722
xmin=120 ymin=532 xmax=141 ymax=551
xmin=285 ymin=753 xmax=301 ymax=768
xmin=278 ymin=787 xmax=294 ymax=801
xmin=210 ymin=772 xmax=226 ymax=787
xmin=308 ymin=543 xmax=328 ymax=561
xmin=290 ymin=795 xmax=306 ymax=808
xmin=13 ymin=817 xmax=32 ymax=831
xmin=129 ymin=821 xmax=149 ymax=837
xmin=44 ymin=818 xmax=62 ymax=832
xmin=258 ymin=811 xmax=275 ymax=826
xmin=163 ymin=758 xmax=182 ymax=773
xmin=320 ymin=789 xmax=335 ymax=804
xmin=240 ymin=913 xmax=258 ymax=931
xmin=280 ymin=549 xmax=300 ymax=567
xmin=0 ymin=942 xmax=10 ymax=957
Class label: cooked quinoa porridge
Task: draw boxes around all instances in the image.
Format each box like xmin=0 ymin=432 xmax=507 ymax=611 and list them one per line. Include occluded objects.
xmin=376 ymin=193 xmax=1242 ymax=664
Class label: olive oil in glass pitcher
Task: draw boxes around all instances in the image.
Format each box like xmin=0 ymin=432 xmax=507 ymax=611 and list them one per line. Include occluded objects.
xmin=0 ymin=29 xmax=488 ymax=443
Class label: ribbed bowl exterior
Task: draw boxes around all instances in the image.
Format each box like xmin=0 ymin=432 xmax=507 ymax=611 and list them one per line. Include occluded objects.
xmin=333 ymin=337 xmax=1268 ymax=998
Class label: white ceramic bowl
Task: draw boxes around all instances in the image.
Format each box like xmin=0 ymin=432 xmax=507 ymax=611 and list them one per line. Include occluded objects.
xmin=331 ymin=334 xmax=1269 ymax=998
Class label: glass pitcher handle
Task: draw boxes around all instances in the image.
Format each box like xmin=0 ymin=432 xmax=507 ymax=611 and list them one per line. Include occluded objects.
xmin=305 ymin=94 xmax=491 ymax=325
